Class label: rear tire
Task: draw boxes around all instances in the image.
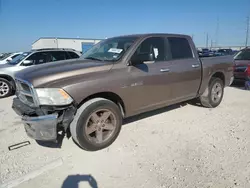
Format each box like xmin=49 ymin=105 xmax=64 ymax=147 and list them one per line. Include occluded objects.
xmin=0 ymin=78 xmax=13 ymax=98
xmin=199 ymin=77 xmax=224 ymax=108
xmin=70 ymin=98 xmax=122 ymax=151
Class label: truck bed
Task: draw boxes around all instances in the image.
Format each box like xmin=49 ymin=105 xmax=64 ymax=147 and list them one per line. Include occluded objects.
xmin=198 ymin=55 xmax=234 ymax=95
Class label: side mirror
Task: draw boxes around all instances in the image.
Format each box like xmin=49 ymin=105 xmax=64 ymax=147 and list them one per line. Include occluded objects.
xmin=22 ymin=60 xmax=33 ymax=66
xmin=6 ymin=57 xmax=12 ymax=62
xmin=131 ymin=53 xmax=154 ymax=65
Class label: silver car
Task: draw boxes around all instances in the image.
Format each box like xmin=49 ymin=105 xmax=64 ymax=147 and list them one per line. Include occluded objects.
xmin=0 ymin=48 xmax=81 ymax=98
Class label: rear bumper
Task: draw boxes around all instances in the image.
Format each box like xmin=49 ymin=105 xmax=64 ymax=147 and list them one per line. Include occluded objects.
xmin=12 ymin=97 xmax=76 ymax=141
xmin=233 ymin=73 xmax=250 ymax=82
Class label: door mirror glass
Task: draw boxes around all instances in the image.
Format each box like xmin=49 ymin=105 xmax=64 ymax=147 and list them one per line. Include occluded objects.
xmin=22 ymin=60 xmax=33 ymax=66
xmin=131 ymin=53 xmax=154 ymax=65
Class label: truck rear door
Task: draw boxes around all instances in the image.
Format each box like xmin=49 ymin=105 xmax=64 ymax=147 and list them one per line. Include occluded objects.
xmin=165 ymin=37 xmax=201 ymax=102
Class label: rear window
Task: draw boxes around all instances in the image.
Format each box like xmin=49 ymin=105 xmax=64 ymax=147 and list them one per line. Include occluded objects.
xmin=234 ymin=49 xmax=250 ymax=60
xmin=168 ymin=37 xmax=193 ymax=60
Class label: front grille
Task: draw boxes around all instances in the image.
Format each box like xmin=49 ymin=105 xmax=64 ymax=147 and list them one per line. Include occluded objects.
xmin=15 ymin=79 xmax=37 ymax=107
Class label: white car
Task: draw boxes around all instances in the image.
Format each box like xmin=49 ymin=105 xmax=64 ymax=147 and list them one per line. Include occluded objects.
xmin=0 ymin=48 xmax=81 ymax=98
xmin=0 ymin=52 xmax=23 ymax=64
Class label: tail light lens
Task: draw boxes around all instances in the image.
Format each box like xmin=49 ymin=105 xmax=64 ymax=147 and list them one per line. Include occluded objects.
xmin=246 ymin=65 xmax=250 ymax=76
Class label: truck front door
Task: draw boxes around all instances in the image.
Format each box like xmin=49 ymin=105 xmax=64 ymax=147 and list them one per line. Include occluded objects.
xmin=125 ymin=37 xmax=174 ymax=113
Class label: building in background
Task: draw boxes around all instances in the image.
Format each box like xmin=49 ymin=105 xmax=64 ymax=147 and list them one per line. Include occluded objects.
xmin=32 ymin=37 xmax=102 ymax=53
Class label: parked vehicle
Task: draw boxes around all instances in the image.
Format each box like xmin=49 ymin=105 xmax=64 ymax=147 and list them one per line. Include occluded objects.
xmin=199 ymin=48 xmax=214 ymax=57
xmin=217 ymin=49 xmax=234 ymax=56
xmin=233 ymin=50 xmax=239 ymax=55
xmin=0 ymin=52 xmax=23 ymax=64
xmin=233 ymin=48 xmax=250 ymax=82
xmin=12 ymin=34 xmax=234 ymax=151
xmin=0 ymin=48 xmax=81 ymax=98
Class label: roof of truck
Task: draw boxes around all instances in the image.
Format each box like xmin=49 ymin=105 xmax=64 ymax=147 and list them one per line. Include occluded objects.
xmin=111 ymin=33 xmax=191 ymax=38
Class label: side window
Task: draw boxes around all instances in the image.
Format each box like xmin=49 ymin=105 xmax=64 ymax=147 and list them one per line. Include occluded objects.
xmin=27 ymin=52 xmax=52 ymax=65
xmin=67 ymin=51 xmax=80 ymax=59
xmin=168 ymin=37 xmax=193 ymax=60
xmin=132 ymin=37 xmax=165 ymax=62
xmin=50 ymin=51 xmax=68 ymax=61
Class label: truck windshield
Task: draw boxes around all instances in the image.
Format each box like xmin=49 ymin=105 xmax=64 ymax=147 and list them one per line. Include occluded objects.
xmin=8 ymin=52 xmax=31 ymax=65
xmin=234 ymin=50 xmax=250 ymax=60
xmin=81 ymin=36 xmax=138 ymax=62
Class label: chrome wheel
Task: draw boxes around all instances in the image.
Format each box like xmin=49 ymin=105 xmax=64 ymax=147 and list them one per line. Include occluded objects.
xmin=85 ymin=109 xmax=117 ymax=144
xmin=0 ymin=81 xmax=9 ymax=97
xmin=211 ymin=82 xmax=222 ymax=103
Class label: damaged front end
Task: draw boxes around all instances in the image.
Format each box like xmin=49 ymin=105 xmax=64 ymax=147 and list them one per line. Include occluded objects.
xmin=12 ymin=79 xmax=76 ymax=142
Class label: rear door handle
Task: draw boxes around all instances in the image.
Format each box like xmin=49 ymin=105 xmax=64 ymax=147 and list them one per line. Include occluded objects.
xmin=160 ymin=68 xmax=170 ymax=72
xmin=192 ymin=64 xmax=200 ymax=68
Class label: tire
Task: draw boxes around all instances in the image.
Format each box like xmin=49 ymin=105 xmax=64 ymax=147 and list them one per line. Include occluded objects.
xmin=199 ymin=77 xmax=224 ymax=108
xmin=70 ymin=98 xmax=122 ymax=151
xmin=0 ymin=78 xmax=13 ymax=98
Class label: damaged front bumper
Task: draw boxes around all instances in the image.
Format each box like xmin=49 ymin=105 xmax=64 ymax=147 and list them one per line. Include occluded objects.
xmin=12 ymin=97 xmax=76 ymax=141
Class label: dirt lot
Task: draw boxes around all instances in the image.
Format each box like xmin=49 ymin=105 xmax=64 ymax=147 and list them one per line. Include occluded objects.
xmin=0 ymin=87 xmax=250 ymax=188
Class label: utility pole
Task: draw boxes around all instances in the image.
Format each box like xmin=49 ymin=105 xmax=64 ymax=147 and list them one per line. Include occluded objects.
xmin=206 ymin=33 xmax=209 ymax=48
xmin=245 ymin=16 xmax=249 ymax=47
xmin=215 ymin=17 xmax=219 ymax=47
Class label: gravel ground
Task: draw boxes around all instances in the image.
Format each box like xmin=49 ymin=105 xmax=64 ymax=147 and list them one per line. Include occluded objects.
xmin=0 ymin=87 xmax=250 ymax=188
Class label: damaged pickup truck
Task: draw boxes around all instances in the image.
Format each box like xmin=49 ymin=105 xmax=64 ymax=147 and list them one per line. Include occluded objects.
xmin=12 ymin=33 xmax=234 ymax=151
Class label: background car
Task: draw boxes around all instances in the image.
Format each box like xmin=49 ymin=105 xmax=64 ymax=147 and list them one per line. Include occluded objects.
xmin=217 ymin=49 xmax=234 ymax=56
xmin=0 ymin=48 xmax=81 ymax=98
xmin=233 ymin=48 xmax=250 ymax=82
xmin=0 ymin=52 xmax=23 ymax=64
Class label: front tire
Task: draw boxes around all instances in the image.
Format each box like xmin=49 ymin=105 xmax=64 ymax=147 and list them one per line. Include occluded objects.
xmin=0 ymin=78 xmax=13 ymax=98
xmin=199 ymin=77 xmax=224 ymax=108
xmin=70 ymin=98 xmax=122 ymax=151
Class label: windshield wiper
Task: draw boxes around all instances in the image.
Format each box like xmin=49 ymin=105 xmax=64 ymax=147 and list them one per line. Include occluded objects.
xmin=84 ymin=57 xmax=103 ymax=61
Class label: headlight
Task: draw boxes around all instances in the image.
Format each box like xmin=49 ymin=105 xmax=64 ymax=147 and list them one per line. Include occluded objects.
xmin=35 ymin=88 xmax=73 ymax=105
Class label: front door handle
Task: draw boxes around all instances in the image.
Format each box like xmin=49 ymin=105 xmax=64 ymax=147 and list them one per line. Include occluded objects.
xmin=160 ymin=68 xmax=170 ymax=72
xmin=192 ymin=64 xmax=200 ymax=68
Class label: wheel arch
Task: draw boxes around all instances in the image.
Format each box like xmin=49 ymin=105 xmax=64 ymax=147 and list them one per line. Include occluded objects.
xmin=77 ymin=92 xmax=126 ymax=117
xmin=210 ymin=71 xmax=225 ymax=86
xmin=0 ymin=74 xmax=16 ymax=89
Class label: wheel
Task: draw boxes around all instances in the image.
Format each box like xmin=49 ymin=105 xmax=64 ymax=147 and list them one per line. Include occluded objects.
xmin=0 ymin=78 xmax=13 ymax=98
xmin=70 ymin=98 xmax=122 ymax=151
xmin=199 ymin=77 xmax=224 ymax=108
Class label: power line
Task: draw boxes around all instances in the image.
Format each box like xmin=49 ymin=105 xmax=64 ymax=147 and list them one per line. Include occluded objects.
xmin=245 ymin=16 xmax=249 ymax=47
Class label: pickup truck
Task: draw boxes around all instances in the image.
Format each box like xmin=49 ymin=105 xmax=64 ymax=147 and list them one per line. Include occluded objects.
xmin=12 ymin=33 xmax=234 ymax=151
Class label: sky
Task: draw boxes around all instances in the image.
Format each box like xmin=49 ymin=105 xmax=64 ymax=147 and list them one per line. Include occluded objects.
xmin=0 ymin=0 xmax=250 ymax=52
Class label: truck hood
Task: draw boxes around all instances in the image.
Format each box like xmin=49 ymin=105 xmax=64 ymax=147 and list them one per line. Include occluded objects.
xmin=15 ymin=59 xmax=114 ymax=88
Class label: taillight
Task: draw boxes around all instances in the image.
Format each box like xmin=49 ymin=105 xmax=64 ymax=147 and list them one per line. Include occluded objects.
xmin=246 ymin=65 xmax=250 ymax=76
